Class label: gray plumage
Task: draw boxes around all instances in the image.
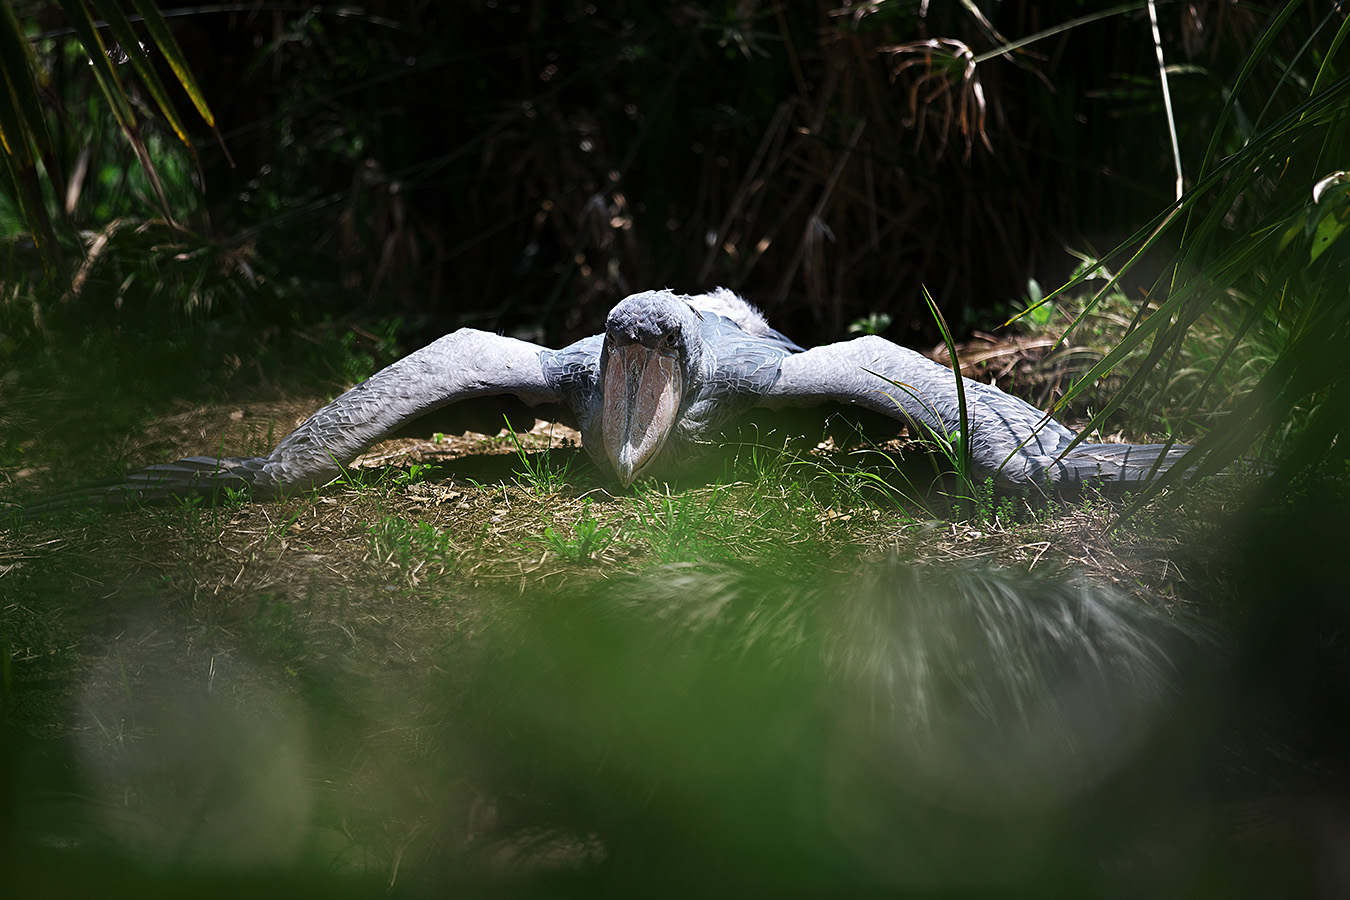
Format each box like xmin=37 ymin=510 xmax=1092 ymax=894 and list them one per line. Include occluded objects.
xmin=22 ymin=288 xmax=1192 ymax=513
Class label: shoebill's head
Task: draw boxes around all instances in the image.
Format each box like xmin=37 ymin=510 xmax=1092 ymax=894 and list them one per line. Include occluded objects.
xmin=600 ymin=291 xmax=705 ymax=486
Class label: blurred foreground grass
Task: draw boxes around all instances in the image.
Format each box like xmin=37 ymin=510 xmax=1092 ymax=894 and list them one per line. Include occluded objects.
xmin=2 ymin=423 xmax=1346 ymax=897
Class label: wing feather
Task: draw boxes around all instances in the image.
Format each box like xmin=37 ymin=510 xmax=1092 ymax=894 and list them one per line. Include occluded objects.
xmin=25 ymin=329 xmax=560 ymax=515
xmin=760 ymin=336 xmax=1190 ymax=489
xmin=264 ymin=329 xmax=556 ymax=492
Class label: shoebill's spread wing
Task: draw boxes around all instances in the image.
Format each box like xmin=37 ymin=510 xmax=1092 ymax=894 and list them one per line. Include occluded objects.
xmin=22 ymin=329 xmax=566 ymax=515
xmin=759 ymin=335 xmax=1190 ymax=489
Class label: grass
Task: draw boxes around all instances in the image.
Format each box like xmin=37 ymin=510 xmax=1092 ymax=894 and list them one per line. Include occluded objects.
xmin=366 ymin=516 xmax=459 ymax=592
xmin=504 ymin=417 xmax=577 ymax=494
xmin=0 ymin=443 xmax=1281 ymax=895
xmin=539 ymin=499 xmax=618 ymax=564
xmin=1008 ymin=267 xmax=1284 ymax=438
xmin=0 ymin=356 xmax=1322 ymax=897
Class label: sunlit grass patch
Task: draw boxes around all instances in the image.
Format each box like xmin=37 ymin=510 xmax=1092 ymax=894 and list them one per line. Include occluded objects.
xmin=365 ymin=516 xmax=460 ymax=593
xmin=538 ymin=499 xmax=618 ymax=564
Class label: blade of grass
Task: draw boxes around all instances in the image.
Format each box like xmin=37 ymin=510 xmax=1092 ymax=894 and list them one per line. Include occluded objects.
xmin=87 ymin=0 xmax=199 ymax=159
xmin=60 ymin=0 xmax=177 ymax=224
xmin=0 ymin=4 xmax=66 ymax=279
xmin=922 ymin=285 xmax=972 ymax=483
xmin=127 ymin=0 xmax=217 ymax=127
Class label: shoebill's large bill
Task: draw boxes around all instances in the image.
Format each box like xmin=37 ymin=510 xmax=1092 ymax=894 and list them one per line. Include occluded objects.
xmin=23 ymin=288 xmax=1193 ymax=513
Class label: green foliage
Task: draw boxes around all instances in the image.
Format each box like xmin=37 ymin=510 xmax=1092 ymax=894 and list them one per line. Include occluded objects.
xmin=624 ymin=462 xmax=864 ymax=566
xmin=1008 ymin=271 xmax=1279 ymax=436
xmin=0 ymin=624 xmax=11 ymax=717
xmin=632 ymin=484 xmax=722 ymax=564
xmin=807 ymin=450 xmax=918 ymax=512
xmin=847 ymin=311 xmax=893 ymax=336
xmin=10 ymin=0 xmax=1336 ymax=351
xmin=540 ymin=499 xmax=617 ymax=563
xmin=1020 ymin=278 xmax=1055 ymax=328
xmin=396 ymin=463 xmax=430 ymax=487
xmin=248 ymin=594 xmax=307 ymax=662
xmin=947 ymin=476 xmax=1025 ymax=528
xmin=728 ymin=428 xmax=922 ymax=517
xmin=334 ymin=318 xmax=403 ymax=386
xmin=1041 ymin=3 xmax=1350 ymax=499
xmin=366 ymin=516 xmax=457 ymax=590
xmin=505 ymin=421 xmax=574 ymax=494
xmin=923 ymin=286 xmax=973 ymax=480
xmin=450 ymin=555 xmax=1197 ymax=893
xmin=0 ymin=0 xmax=215 ymax=282
xmin=865 ymin=285 xmax=983 ymax=512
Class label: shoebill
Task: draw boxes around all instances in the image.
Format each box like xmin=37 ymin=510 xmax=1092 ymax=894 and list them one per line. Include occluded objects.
xmin=23 ymin=288 xmax=1191 ymax=512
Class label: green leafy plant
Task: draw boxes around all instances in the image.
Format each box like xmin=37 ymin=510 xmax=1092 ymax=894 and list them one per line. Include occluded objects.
xmin=397 ymin=463 xmax=431 ymax=487
xmin=505 ymin=418 xmax=574 ymax=494
xmin=541 ymin=499 xmax=617 ymax=563
xmin=0 ymin=0 xmax=218 ymax=281
xmin=1029 ymin=2 xmax=1350 ymax=502
xmin=1021 ymin=279 xmax=1055 ymax=329
xmin=847 ymin=311 xmax=893 ymax=336
xmin=366 ymin=516 xmax=457 ymax=590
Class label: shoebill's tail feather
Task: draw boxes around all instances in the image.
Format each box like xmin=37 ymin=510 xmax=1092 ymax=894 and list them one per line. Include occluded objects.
xmin=18 ymin=456 xmax=275 ymax=518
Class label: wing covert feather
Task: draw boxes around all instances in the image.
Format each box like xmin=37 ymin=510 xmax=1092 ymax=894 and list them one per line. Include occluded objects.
xmin=25 ymin=329 xmax=560 ymax=515
xmin=262 ymin=329 xmax=557 ymax=491
xmin=760 ymin=336 xmax=1081 ymax=487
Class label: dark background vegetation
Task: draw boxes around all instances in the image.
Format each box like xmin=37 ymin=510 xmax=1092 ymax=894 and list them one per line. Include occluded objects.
xmin=5 ymin=0 xmax=1326 ymax=351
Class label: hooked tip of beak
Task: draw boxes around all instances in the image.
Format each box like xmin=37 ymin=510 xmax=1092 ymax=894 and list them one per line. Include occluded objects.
xmin=607 ymin=436 xmax=639 ymax=487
